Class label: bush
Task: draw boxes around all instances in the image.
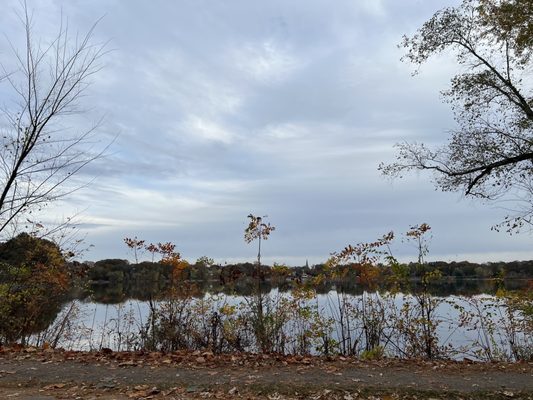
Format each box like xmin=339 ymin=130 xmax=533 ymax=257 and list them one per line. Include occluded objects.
xmin=0 ymin=233 xmax=69 ymax=345
xmin=0 ymin=232 xmax=64 ymax=268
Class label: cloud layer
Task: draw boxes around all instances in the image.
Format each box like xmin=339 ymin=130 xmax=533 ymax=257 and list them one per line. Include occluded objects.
xmin=1 ymin=0 xmax=532 ymax=264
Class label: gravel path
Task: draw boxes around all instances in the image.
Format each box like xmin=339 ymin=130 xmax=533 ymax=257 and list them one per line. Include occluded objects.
xmin=0 ymin=350 xmax=532 ymax=399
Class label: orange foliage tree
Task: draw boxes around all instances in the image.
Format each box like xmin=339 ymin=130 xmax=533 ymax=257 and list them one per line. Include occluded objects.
xmin=0 ymin=233 xmax=69 ymax=345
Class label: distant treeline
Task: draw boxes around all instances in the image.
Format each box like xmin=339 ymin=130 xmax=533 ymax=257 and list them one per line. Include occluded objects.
xmin=326 ymin=259 xmax=533 ymax=281
xmin=73 ymin=258 xmax=533 ymax=302
xmin=85 ymin=258 xmax=533 ymax=282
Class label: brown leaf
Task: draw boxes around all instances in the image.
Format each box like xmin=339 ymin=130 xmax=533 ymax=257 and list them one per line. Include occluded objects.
xmin=118 ymin=360 xmax=138 ymax=367
xmin=43 ymin=383 xmax=66 ymax=389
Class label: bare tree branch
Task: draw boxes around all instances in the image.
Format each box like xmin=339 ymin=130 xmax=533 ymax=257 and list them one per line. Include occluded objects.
xmin=0 ymin=2 xmax=108 ymax=237
xmin=381 ymin=0 xmax=533 ymax=232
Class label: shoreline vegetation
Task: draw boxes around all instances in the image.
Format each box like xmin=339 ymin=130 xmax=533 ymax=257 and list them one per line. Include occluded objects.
xmin=1 ymin=232 xmax=532 ymax=363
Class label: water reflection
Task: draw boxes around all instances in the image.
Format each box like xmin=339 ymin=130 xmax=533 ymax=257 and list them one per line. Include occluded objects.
xmin=85 ymin=277 xmax=528 ymax=303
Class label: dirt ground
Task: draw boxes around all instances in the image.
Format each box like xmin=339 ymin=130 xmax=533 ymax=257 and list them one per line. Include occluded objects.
xmin=0 ymin=347 xmax=532 ymax=399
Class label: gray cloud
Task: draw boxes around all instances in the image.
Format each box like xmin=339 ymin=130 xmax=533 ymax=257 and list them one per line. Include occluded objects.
xmin=1 ymin=0 xmax=531 ymax=264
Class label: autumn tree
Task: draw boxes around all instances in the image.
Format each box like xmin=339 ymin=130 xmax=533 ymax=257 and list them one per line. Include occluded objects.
xmin=0 ymin=233 xmax=69 ymax=344
xmin=0 ymin=3 xmax=107 ymax=236
xmin=244 ymin=214 xmax=275 ymax=272
xmin=244 ymin=214 xmax=276 ymax=352
xmin=380 ymin=0 xmax=533 ymax=231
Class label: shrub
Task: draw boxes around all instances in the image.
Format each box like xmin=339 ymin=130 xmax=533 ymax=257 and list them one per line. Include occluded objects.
xmin=0 ymin=233 xmax=69 ymax=345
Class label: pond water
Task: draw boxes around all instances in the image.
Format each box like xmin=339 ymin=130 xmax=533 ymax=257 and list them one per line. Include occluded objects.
xmin=37 ymin=289 xmax=531 ymax=361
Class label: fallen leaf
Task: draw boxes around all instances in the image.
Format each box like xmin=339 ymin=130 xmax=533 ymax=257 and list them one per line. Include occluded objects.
xmin=148 ymin=387 xmax=160 ymax=395
xmin=118 ymin=360 xmax=138 ymax=367
xmin=43 ymin=383 xmax=66 ymax=389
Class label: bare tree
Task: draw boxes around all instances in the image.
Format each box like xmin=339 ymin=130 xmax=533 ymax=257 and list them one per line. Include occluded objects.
xmin=379 ymin=0 xmax=533 ymax=232
xmin=0 ymin=3 xmax=107 ymax=237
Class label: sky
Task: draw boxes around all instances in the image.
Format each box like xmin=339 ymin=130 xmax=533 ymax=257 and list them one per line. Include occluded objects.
xmin=1 ymin=0 xmax=532 ymax=265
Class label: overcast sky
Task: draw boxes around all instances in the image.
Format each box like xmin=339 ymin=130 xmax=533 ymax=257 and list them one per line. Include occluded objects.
xmin=1 ymin=0 xmax=532 ymax=265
